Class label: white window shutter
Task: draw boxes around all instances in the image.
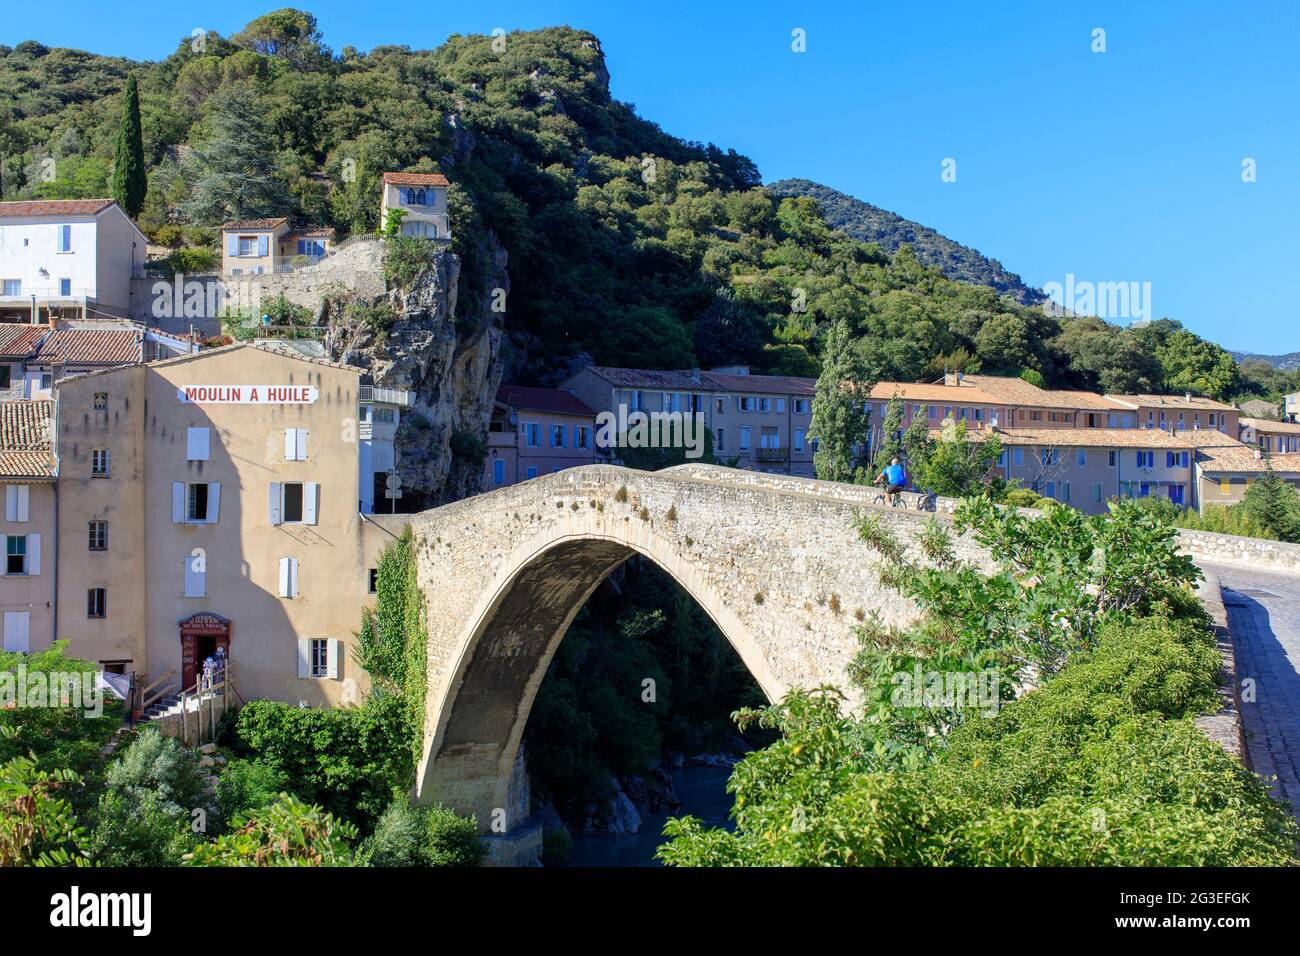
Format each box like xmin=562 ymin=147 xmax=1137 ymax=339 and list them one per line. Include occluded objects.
xmin=27 ymin=534 xmax=39 ymax=576
xmin=172 ymin=482 xmax=185 ymax=523
xmin=16 ymin=486 xmax=28 ymax=523
xmin=187 ymin=427 xmax=210 ymax=461
xmin=4 ymin=486 xmax=16 ymax=522
xmin=184 ymin=555 xmax=205 ymax=597
xmin=284 ymin=428 xmax=296 ymax=460
xmin=268 ymin=482 xmax=282 ymax=525
xmin=303 ymin=483 xmax=319 ymax=525
xmin=327 ymin=639 xmax=341 ymax=679
xmin=297 ymin=638 xmax=310 ymax=678
xmin=3 ymin=612 xmax=29 ymax=653
xmin=279 ymin=557 xmax=298 ymax=598
xmin=297 ymin=429 xmax=308 ymax=460
xmin=207 ymin=483 xmax=221 ymax=524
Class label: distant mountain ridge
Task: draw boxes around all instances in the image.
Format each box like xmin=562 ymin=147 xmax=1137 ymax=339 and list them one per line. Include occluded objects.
xmin=1232 ymin=350 xmax=1300 ymax=372
xmin=767 ymin=178 xmax=1045 ymax=305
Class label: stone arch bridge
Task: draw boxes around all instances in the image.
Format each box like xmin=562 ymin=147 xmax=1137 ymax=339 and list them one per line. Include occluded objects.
xmin=407 ymin=464 xmax=990 ymax=848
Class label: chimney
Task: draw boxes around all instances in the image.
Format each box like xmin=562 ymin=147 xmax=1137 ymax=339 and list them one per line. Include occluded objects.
xmin=1185 ymin=391 xmax=1192 ymax=402
xmin=46 ymin=311 xmax=60 ymax=332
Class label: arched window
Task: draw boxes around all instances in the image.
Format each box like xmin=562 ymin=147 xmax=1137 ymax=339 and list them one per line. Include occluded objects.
xmin=415 ymin=188 xmax=427 ymax=205
xmin=88 ymin=520 xmax=107 ymax=552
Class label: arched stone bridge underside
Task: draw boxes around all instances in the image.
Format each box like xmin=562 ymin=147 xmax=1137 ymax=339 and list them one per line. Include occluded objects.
xmin=408 ymin=464 xmax=993 ymax=834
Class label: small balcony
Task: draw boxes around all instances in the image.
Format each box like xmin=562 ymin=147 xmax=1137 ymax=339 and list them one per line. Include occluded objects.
xmin=756 ymin=447 xmax=788 ymax=462
xmin=359 ymin=385 xmax=415 ymax=406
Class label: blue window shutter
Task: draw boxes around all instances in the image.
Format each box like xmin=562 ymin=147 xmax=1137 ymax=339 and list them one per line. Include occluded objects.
xmin=227 ymin=234 xmax=238 ymax=256
xmin=57 ymin=224 xmax=70 ymax=252
xmin=258 ymin=235 xmax=269 ymax=257
xmin=297 ymin=240 xmax=305 ymax=254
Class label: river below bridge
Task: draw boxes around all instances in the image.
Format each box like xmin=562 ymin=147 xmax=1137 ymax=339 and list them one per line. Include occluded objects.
xmin=567 ymin=764 xmax=735 ymax=867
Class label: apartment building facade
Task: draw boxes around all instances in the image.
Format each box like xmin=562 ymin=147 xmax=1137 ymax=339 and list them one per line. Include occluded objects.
xmin=0 ymin=199 xmax=147 ymax=322
xmin=52 ymin=344 xmax=400 ymax=705
xmin=484 ymin=385 xmax=597 ymax=489
xmin=1238 ymin=416 xmax=1300 ymax=455
xmin=562 ymin=365 xmax=816 ymax=477
xmin=0 ymin=401 xmax=56 ymax=652
xmin=989 ymin=427 xmax=1197 ymax=513
xmin=1105 ymin=393 xmax=1237 ymax=436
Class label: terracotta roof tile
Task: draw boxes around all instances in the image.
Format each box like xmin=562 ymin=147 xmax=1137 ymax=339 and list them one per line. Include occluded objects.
xmin=705 ymin=372 xmax=816 ymax=397
xmin=1106 ymin=392 xmax=1236 ymax=411
xmin=0 ymin=198 xmax=116 ymax=218
xmin=382 ymin=172 xmax=450 ymax=186
xmin=0 ymin=323 xmax=46 ymax=357
xmin=33 ymin=329 xmax=141 ymax=365
xmin=974 ymin=426 xmax=1201 ymax=449
xmin=1197 ymin=446 xmax=1300 ymax=474
xmin=497 ymin=385 xmax=595 ymax=417
xmin=1241 ymin=417 xmax=1300 ymax=435
xmin=0 ymin=401 xmax=54 ymax=478
xmin=221 ymin=217 xmax=289 ymax=231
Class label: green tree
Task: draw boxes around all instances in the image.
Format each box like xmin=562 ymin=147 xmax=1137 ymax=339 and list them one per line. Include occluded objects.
xmin=181 ymin=83 xmax=292 ymax=224
xmin=186 ymin=794 xmax=357 ymax=866
xmin=110 ymin=72 xmax=147 ymax=217
xmin=0 ymin=751 xmax=87 ymax=866
xmin=907 ymin=418 xmax=1004 ymax=498
xmin=1241 ymin=463 xmax=1300 ymax=542
xmin=810 ymin=320 xmax=872 ymax=483
xmin=870 ymin=396 xmax=905 ymax=477
xmin=232 ymin=8 xmax=328 ymax=64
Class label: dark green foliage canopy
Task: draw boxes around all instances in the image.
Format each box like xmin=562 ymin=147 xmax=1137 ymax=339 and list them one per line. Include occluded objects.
xmin=109 ymin=72 xmax=146 ymax=216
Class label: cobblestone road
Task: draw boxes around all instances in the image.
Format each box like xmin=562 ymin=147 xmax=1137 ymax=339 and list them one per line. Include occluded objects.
xmin=1202 ymin=562 xmax=1300 ymax=820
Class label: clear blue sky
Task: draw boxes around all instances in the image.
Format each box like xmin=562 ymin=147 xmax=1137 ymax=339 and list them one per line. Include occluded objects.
xmin=6 ymin=1 xmax=1298 ymax=353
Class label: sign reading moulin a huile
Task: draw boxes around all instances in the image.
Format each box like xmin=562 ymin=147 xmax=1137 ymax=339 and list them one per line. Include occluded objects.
xmin=177 ymin=385 xmax=319 ymax=404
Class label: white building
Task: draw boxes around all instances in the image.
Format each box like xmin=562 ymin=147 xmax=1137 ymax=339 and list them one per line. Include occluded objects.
xmin=0 ymin=199 xmax=148 ymax=322
xmin=380 ymin=173 xmax=452 ymax=240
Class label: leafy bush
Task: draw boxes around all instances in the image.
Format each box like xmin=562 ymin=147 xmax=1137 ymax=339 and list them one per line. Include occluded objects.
xmin=186 ymin=794 xmax=357 ymax=867
xmin=383 ymin=235 xmax=439 ymax=289
xmin=87 ymin=729 xmax=209 ymax=866
xmin=0 ymin=752 xmax=87 ymax=866
xmin=232 ymin=694 xmax=413 ymax=828
xmin=363 ymin=797 xmax=485 ymax=867
xmin=215 ymin=758 xmax=288 ymax=826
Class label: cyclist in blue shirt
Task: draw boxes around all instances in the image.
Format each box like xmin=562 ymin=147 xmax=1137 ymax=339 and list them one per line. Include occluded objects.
xmin=876 ymin=457 xmax=906 ymax=506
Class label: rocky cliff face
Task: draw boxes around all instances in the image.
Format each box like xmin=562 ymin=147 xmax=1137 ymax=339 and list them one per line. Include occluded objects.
xmin=325 ymin=239 xmax=509 ymax=509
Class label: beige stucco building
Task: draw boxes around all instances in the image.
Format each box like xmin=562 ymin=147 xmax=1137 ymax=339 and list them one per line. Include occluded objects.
xmin=221 ymin=219 xmax=335 ymax=276
xmin=51 ymin=344 xmax=402 ymax=704
xmin=380 ymin=173 xmax=451 ymax=240
xmin=484 ymin=385 xmax=597 ymax=488
xmin=0 ymin=401 xmax=56 ymax=652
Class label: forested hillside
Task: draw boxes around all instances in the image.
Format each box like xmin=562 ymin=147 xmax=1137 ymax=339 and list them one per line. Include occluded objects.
xmin=768 ymin=178 xmax=1044 ymax=305
xmin=0 ymin=9 xmax=1280 ymax=402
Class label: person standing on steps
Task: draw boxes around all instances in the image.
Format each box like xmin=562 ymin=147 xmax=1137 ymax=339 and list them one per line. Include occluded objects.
xmin=877 ymin=456 xmax=906 ymax=507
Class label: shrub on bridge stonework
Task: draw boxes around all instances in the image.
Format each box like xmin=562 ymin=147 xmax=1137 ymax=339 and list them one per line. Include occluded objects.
xmin=355 ymin=526 xmax=429 ymax=769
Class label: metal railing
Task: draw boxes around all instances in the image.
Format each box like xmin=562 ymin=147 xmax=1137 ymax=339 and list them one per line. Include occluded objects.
xmin=359 ymin=384 xmax=415 ymax=406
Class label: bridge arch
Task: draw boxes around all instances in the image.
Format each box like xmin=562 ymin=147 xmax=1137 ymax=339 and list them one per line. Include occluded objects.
xmin=409 ymin=465 xmax=967 ymax=840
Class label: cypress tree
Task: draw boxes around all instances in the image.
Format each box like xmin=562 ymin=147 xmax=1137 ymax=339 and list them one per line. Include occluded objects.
xmin=111 ymin=73 xmax=147 ymax=217
xmin=809 ymin=319 xmax=872 ymax=483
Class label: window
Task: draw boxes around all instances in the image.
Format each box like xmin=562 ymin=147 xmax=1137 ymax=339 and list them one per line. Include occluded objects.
xmin=1108 ymin=450 xmax=1117 ymax=467
xmin=283 ymin=428 xmax=307 ymax=461
xmin=716 ymin=428 xmax=725 ymax=451
xmin=173 ymin=482 xmax=220 ymax=524
xmin=282 ymin=483 xmax=303 ymax=522
xmin=40 ymin=373 xmax=52 ymax=391
xmin=736 ymin=396 xmax=755 ymax=412
xmin=1 ymin=280 xmax=20 ymax=296
xmin=715 ymin=397 xmax=725 ymax=413
xmin=268 ymin=482 xmax=317 ymax=526
xmin=739 ymin=426 xmax=751 ymax=451
xmin=91 ymin=449 xmax=109 ymax=477
xmin=57 ymin=224 xmax=72 ymax=252
xmin=237 ymin=236 xmax=258 ymax=256
xmin=374 ymin=407 xmax=395 ymax=424
xmin=297 ymin=239 xmax=326 ymax=257
xmin=1093 ymin=483 xmax=1103 ymax=502
xmin=188 ymin=483 xmax=209 ymax=521
xmin=795 ymin=399 xmax=809 ymax=414
xmin=59 ymin=278 xmax=72 ymax=296
xmin=523 ymin=422 xmax=541 ymax=447
xmin=493 ymin=458 xmax=505 ymax=485
xmin=368 ymin=568 xmax=378 ymax=593
xmin=758 ymin=398 xmax=772 ymax=413
xmin=1137 ymin=451 xmax=1154 ymax=468
xmin=550 ymin=424 xmax=566 ymax=448
xmin=88 ymin=520 xmax=107 ymax=551
xmin=1168 ymin=484 xmax=1185 ymax=505
xmin=6 ymin=535 xmax=27 ymax=575
xmin=998 ymin=450 xmax=1007 ymax=466
xmin=1062 ymin=482 xmax=1071 ymax=502
xmin=794 ymin=428 xmax=806 ymax=453
xmin=94 ymin=392 xmax=108 ymax=411
xmin=87 ymin=588 xmax=106 ymax=619
xmin=525 ymin=466 xmax=538 ymax=479
xmin=4 ymin=485 xmax=29 ymax=522
xmin=1013 ymin=448 xmax=1024 ymax=466
xmin=2 ymin=611 xmax=29 ymax=653
xmin=0 ymin=367 xmax=9 ymax=389
xmin=928 ymin=406 xmax=937 ymax=420
xmin=574 ymin=426 xmax=590 ymax=449
xmin=310 ymin=638 xmax=329 ymax=678
xmin=188 ymin=427 xmax=211 ymax=461
xmin=184 ymin=553 xmax=205 ymax=598
xmin=278 ymin=557 xmax=300 ymax=599
xmin=1077 ymin=449 xmax=1087 ymax=467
